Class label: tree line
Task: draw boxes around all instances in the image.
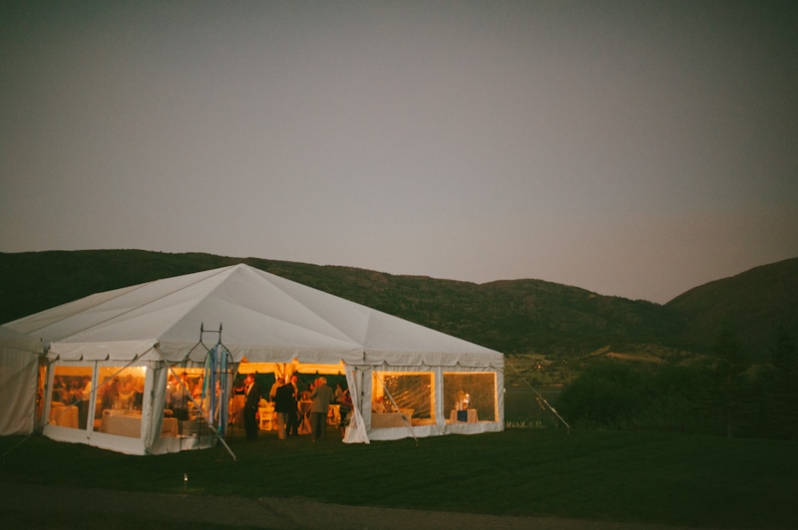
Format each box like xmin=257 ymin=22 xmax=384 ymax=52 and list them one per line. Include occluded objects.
xmin=556 ymin=326 xmax=798 ymax=440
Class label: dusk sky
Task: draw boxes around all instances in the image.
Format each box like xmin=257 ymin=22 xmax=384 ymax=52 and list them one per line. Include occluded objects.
xmin=2 ymin=1 xmax=796 ymax=304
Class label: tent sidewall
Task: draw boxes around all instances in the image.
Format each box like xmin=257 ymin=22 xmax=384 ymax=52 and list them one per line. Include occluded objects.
xmin=0 ymin=346 xmax=40 ymax=436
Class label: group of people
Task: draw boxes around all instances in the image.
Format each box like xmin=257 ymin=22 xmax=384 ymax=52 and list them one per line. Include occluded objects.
xmin=97 ymin=374 xmax=143 ymax=412
xmin=166 ymin=374 xmax=192 ymax=420
xmin=51 ymin=375 xmax=90 ymax=408
xmin=51 ymin=372 xmax=145 ymax=431
xmin=51 ymin=375 xmax=93 ymax=429
xmin=166 ymin=372 xmax=229 ymax=422
xmin=242 ymin=373 xmax=353 ymax=442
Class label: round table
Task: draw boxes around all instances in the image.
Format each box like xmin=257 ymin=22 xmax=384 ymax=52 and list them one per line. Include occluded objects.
xmin=298 ymin=400 xmax=312 ymax=435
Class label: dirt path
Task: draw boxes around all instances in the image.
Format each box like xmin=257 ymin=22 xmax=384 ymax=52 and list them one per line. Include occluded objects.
xmin=0 ymin=482 xmax=711 ymax=530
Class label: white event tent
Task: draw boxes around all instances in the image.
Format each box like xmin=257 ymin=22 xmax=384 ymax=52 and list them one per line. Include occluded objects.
xmin=3 ymin=264 xmax=504 ymax=455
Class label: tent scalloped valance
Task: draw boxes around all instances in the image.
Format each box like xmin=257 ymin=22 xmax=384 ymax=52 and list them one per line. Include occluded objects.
xmin=47 ymin=340 xmax=158 ymax=361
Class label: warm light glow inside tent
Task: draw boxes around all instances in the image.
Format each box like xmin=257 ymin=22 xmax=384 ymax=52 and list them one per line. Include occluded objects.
xmin=4 ymin=264 xmax=504 ymax=455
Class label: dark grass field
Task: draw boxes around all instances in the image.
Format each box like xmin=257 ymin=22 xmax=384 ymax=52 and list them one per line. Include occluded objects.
xmin=2 ymin=512 xmax=261 ymax=530
xmin=2 ymin=427 xmax=796 ymax=529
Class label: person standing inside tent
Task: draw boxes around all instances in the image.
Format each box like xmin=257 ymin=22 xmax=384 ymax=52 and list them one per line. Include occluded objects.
xmin=339 ymin=388 xmax=353 ymax=437
xmin=309 ymin=377 xmax=333 ymax=442
xmin=243 ymin=373 xmax=261 ymax=441
xmin=231 ymin=376 xmax=246 ymax=427
xmin=273 ymin=379 xmax=295 ymax=440
xmin=287 ymin=374 xmax=300 ymax=436
xmin=78 ymin=376 xmax=91 ymax=430
xmin=269 ymin=377 xmax=283 ymax=401
xmin=170 ymin=375 xmax=189 ymax=421
xmin=118 ymin=376 xmax=136 ymax=410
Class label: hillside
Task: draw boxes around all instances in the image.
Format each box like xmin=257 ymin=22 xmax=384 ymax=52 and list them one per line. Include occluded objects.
xmin=0 ymin=250 xmax=684 ymax=359
xmin=3 ymin=250 xmax=795 ymax=366
xmin=666 ymin=257 xmax=798 ymax=360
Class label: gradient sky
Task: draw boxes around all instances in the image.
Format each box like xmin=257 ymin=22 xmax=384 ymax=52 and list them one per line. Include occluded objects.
xmin=2 ymin=1 xmax=796 ymax=304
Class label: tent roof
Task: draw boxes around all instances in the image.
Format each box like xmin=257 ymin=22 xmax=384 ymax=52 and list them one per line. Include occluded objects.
xmin=4 ymin=264 xmax=502 ymax=367
xmin=0 ymin=325 xmax=44 ymax=354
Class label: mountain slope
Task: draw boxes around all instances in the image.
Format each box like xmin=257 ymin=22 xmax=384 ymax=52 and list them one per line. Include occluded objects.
xmin=0 ymin=250 xmax=683 ymax=356
xmin=666 ymin=257 xmax=798 ymax=359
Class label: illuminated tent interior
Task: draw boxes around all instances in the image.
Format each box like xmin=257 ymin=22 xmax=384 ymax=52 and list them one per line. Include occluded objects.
xmin=3 ymin=264 xmax=504 ymax=455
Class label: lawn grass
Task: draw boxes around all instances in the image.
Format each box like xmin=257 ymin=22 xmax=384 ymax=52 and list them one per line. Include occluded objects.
xmin=1 ymin=428 xmax=796 ymax=529
xmin=0 ymin=511 xmax=269 ymax=530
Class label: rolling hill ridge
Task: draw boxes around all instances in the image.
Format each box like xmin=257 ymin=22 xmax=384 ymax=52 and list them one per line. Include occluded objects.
xmin=1 ymin=250 xmax=795 ymax=365
xmin=666 ymin=257 xmax=798 ymax=360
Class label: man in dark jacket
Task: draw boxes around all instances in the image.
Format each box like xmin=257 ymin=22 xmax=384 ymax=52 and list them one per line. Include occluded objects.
xmin=273 ymin=379 xmax=295 ymax=440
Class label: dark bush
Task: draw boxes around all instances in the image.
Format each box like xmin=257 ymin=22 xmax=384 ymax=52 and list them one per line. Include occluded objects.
xmin=556 ymin=362 xmax=649 ymax=428
xmin=558 ymin=361 xmax=724 ymax=433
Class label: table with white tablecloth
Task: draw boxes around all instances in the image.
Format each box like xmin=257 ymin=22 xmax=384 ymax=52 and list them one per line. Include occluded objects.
xmin=99 ymin=409 xmax=178 ymax=438
xmin=297 ymin=400 xmax=312 ymax=435
xmin=49 ymin=403 xmax=79 ymax=429
xmin=371 ymin=408 xmax=414 ymax=429
xmin=449 ymin=409 xmax=478 ymax=423
xmin=160 ymin=416 xmax=179 ymax=437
